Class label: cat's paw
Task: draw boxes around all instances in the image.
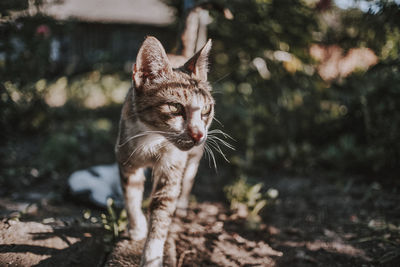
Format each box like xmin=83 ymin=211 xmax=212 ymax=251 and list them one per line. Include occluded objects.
xmin=175 ymin=207 xmax=188 ymax=217
xmin=140 ymin=238 xmax=164 ymax=267
xmin=175 ymin=199 xmax=189 ymax=217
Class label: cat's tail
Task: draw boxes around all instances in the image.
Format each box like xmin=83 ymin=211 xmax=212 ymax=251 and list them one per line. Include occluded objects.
xmin=68 ymin=163 xmax=123 ymax=208
xmin=179 ymin=1 xmax=233 ymax=58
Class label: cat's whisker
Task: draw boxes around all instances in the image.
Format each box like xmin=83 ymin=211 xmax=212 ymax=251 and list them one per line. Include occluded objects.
xmin=206 ymin=146 xmax=215 ymax=169
xmin=207 ymin=136 xmax=235 ymax=154
xmin=118 ymin=132 xmax=152 ymax=147
xmin=205 ymin=143 xmax=217 ymax=171
xmin=204 ymin=143 xmax=213 ymax=169
xmin=123 ymin=137 xmax=163 ymax=165
xmin=208 ymin=129 xmax=235 ymax=141
xmin=123 ymin=143 xmax=145 ymax=166
xmin=203 ymin=144 xmax=210 ymax=166
xmin=207 ymin=139 xmax=230 ymax=163
xmin=207 ymin=135 xmax=235 ymax=150
xmin=210 ymin=90 xmax=223 ymax=95
xmin=118 ymin=130 xmax=179 ymax=147
xmin=155 ymin=142 xmax=171 ymax=159
xmin=211 ymin=72 xmax=231 ymax=86
xmin=208 ymin=145 xmax=218 ymax=171
xmin=212 ymin=117 xmax=224 ymax=127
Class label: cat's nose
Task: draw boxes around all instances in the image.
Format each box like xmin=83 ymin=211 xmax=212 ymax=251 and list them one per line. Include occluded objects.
xmin=188 ymin=128 xmax=204 ymax=143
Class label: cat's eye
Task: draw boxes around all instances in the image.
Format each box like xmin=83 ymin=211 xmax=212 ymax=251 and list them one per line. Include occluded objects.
xmin=167 ymin=103 xmax=184 ymax=115
xmin=201 ymin=105 xmax=212 ymax=116
xmin=168 ymin=104 xmax=178 ymax=113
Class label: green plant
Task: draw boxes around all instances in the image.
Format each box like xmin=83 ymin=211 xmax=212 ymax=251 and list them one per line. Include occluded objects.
xmin=224 ymin=176 xmax=278 ymax=229
xmin=101 ymin=198 xmax=128 ymax=241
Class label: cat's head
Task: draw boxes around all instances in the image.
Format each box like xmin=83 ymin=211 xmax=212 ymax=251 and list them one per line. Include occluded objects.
xmin=132 ymin=36 xmax=214 ymax=151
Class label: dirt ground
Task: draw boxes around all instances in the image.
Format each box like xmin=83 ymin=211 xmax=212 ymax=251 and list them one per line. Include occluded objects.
xmin=1 ymin=174 xmax=399 ymax=266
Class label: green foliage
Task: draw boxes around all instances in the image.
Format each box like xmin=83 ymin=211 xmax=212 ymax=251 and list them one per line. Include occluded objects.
xmin=224 ymin=177 xmax=265 ymax=211
xmin=1 ymin=15 xmax=61 ymax=85
xmin=224 ymin=176 xmax=278 ymax=229
xmin=176 ymin=0 xmax=400 ymax=178
xmin=324 ymin=60 xmax=400 ymax=174
xmin=1 ymin=69 xmax=126 ymax=190
xmin=326 ymin=1 xmax=400 ymax=58
xmin=205 ymin=0 xmax=329 ymax=173
xmin=40 ymin=133 xmax=80 ymax=170
xmin=101 ymin=198 xmax=128 ymax=241
xmin=2 ymin=0 xmax=400 ymax=194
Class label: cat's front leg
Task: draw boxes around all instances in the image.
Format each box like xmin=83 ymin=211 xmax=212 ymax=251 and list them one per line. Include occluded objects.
xmin=176 ymin=145 xmax=204 ymax=217
xmin=119 ymin=166 xmax=148 ymax=241
xmin=140 ymin=152 xmax=188 ymax=267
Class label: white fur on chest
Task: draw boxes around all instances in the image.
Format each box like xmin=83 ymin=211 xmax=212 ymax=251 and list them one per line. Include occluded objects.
xmin=122 ymin=120 xmax=170 ymax=165
xmin=136 ymin=133 xmax=168 ymax=159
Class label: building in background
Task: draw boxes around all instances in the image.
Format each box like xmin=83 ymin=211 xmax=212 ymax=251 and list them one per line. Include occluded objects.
xmin=30 ymin=0 xmax=176 ymax=74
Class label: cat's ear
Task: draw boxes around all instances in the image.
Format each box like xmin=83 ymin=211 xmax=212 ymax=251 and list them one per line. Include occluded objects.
xmin=133 ymin=36 xmax=172 ymax=88
xmin=183 ymin=39 xmax=212 ymax=81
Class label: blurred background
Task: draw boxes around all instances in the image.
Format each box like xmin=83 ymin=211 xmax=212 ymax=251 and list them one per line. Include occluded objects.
xmin=1 ymin=0 xmax=400 ymax=198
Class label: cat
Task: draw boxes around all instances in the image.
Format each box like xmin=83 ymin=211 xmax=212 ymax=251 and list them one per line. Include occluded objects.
xmin=115 ymin=36 xmax=214 ymax=266
xmin=67 ymin=3 xmax=219 ymax=210
xmin=67 ymin=2 xmax=234 ymax=210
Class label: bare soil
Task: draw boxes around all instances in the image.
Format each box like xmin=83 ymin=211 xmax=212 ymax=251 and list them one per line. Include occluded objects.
xmin=1 ymin=174 xmax=399 ymax=266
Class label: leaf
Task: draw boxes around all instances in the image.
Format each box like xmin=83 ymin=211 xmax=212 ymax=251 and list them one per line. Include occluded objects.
xmin=251 ymin=200 xmax=267 ymax=216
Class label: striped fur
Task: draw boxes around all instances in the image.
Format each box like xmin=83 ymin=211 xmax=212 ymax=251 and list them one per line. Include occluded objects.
xmin=116 ymin=36 xmax=214 ymax=267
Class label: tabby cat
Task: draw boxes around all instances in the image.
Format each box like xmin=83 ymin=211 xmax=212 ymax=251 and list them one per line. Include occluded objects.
xmin=115 ymin=36 xmax=214 ymax=266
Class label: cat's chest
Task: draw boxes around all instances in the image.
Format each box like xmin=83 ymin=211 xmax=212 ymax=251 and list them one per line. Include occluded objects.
xmin=121 ymin=133 xmax=173 ymax=167
xmin=137 ymin=134 xmax=168 ymax=157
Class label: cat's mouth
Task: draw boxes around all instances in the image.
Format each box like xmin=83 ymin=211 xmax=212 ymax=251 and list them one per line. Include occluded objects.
xmin=176 ymin=141 xmax=195 ymax=151
xmin=168 ymin=134 xmax=205 ymax=151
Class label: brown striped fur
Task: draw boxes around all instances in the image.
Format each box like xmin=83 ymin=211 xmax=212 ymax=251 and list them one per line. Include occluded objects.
xmin=115 ymin=36 xmax=214 ymax=267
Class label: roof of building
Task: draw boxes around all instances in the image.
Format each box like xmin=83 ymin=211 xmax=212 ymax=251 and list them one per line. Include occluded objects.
xmin=43 ymin=0 xmax=174 ymax=25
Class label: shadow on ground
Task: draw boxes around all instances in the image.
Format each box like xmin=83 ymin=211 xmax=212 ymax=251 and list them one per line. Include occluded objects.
xmin=1 ymin=174 xmax=399 ymax=266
